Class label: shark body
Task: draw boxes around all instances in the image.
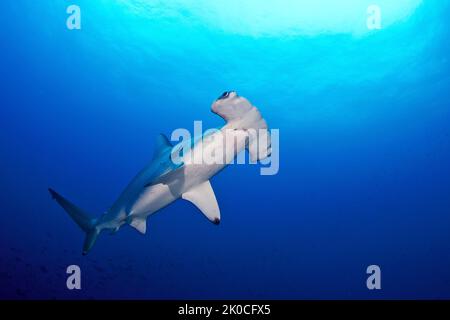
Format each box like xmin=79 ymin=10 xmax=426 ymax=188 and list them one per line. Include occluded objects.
xmin=49 ymin=91 xmax=270 ymax=254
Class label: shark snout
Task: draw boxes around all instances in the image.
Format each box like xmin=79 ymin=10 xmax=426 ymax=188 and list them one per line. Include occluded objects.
xmin=212 ymin=91 xmax=237 ymax=114
xmin=211 ymin=91 xmax=255 ymax=122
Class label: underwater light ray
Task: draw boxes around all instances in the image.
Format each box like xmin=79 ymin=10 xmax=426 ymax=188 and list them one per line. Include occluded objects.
xmin=117 ymin=0 xmax=423 ymax=36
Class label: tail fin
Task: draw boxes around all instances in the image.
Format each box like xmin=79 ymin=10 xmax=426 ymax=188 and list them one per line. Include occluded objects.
xmin=48 ymin=188 xmax=99 ymax=255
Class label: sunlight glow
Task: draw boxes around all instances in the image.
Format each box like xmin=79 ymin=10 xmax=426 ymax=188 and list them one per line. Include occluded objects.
xmin=118 ymin=0 xmax=423 ymax=37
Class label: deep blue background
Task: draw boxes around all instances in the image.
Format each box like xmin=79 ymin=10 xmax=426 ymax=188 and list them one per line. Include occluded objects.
xmin=1 ymin=0 xmax=450 ymax=299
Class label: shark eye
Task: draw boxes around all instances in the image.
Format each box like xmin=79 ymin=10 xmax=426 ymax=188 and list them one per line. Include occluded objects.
xmin=218 ymin=91 xmax=230 ymax=100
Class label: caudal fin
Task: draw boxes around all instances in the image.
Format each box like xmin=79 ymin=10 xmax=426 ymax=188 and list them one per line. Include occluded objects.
xmin=48 ymin=188 xmax=99 ymax=255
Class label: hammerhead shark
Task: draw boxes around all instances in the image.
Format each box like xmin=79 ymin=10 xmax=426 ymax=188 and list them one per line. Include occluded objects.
xmin=49 ymin=91 xmax=271 ymax=255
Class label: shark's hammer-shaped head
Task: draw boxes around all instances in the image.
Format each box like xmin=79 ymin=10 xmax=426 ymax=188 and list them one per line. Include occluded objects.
xmin=211 ymin=91 xmax=272 ymax=162
xmin=212 ymin=91 xmax=253 ymax=122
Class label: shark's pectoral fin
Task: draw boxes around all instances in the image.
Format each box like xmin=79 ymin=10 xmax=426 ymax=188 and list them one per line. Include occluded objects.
xmin=128 ymin=217 xmax=147 ymax=234
xmin=182 ymin=180 xmax=221 ymax=224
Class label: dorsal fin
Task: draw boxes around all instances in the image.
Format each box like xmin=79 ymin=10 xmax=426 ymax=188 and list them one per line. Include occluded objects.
xmin=153 ymin=133 xmax=173 ymax=159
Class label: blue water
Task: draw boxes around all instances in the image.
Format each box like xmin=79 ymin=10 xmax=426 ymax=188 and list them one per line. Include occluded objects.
xmin=1 ymin=0 xmax=450 ymax=299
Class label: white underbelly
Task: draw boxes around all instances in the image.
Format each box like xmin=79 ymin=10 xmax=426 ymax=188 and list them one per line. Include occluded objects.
xmin=128 ymin=163 xmax=222 ymax=217
xmin=129 ymin=129 xmax=248 ymax=218
xmin=129 ymin=183 xmax=176 ymax=218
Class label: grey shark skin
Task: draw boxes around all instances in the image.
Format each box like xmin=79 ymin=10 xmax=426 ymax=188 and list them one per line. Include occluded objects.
xmin=49 ymin=92 xmax=271 ymax=255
